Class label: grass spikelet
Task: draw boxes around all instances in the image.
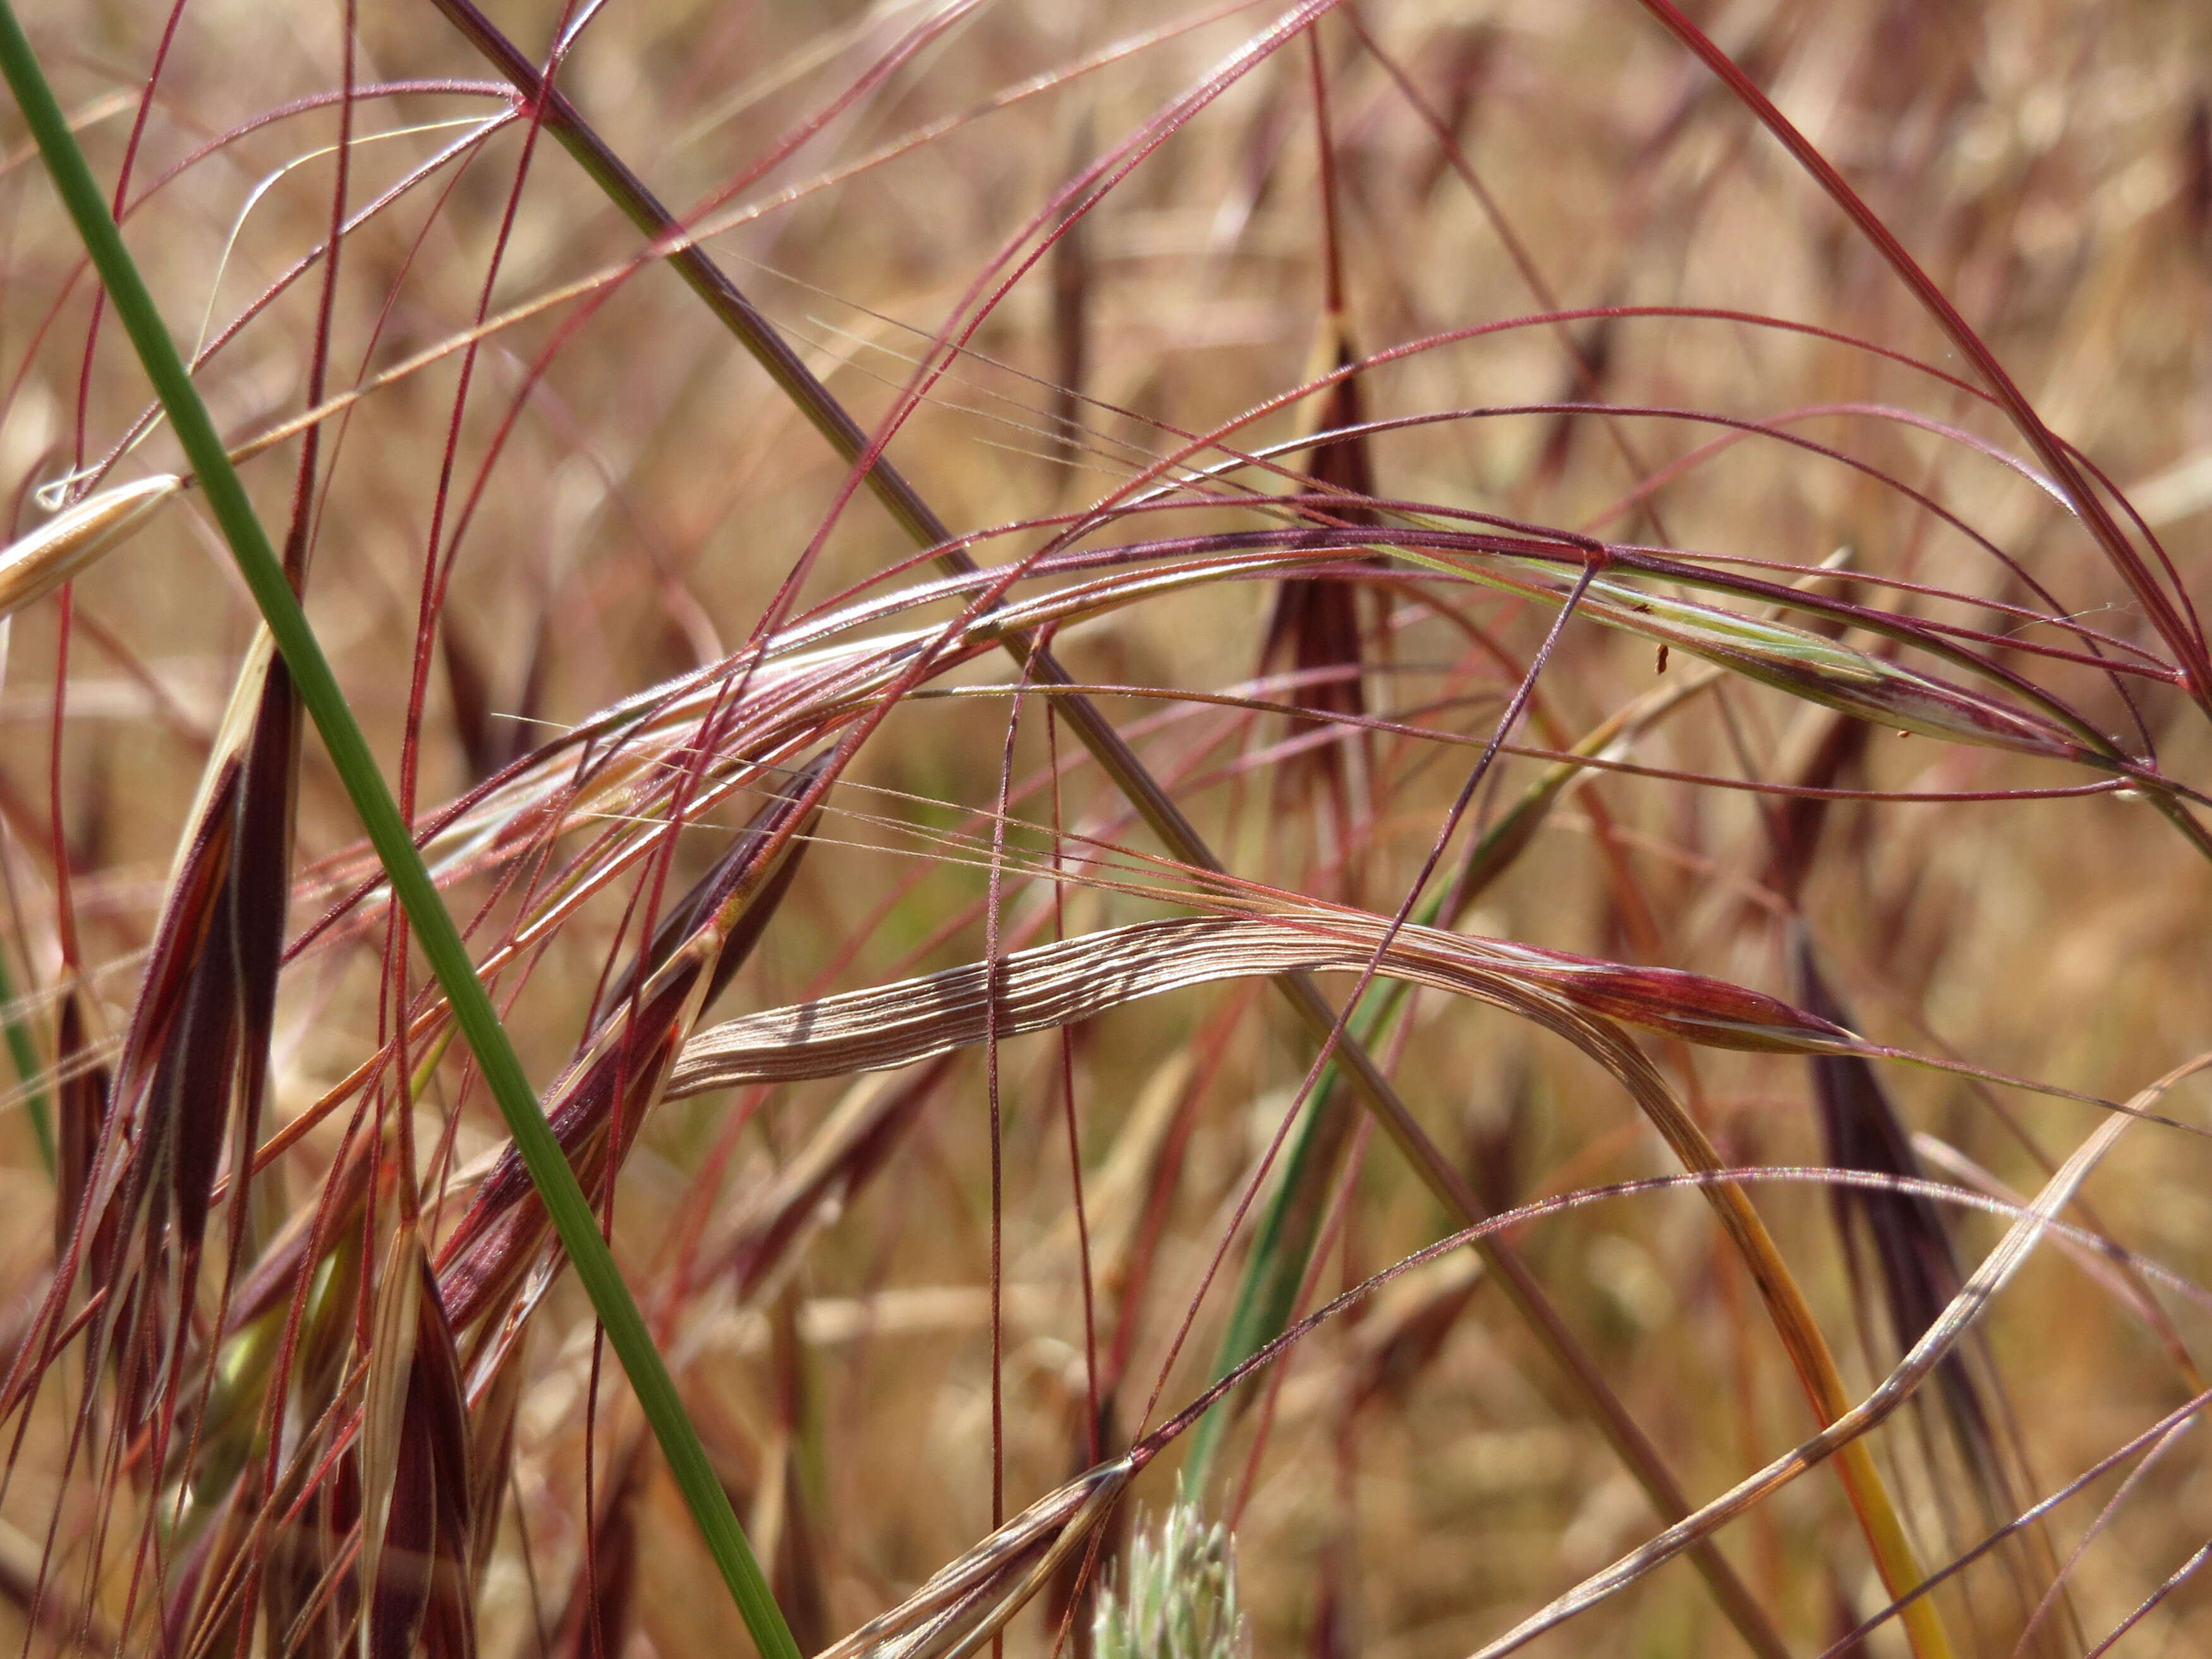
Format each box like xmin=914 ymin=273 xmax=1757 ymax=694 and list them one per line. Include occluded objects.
xmin=666 ymin=912 xmax=1864 ymax=1096
xmin=6 ymin=618 xmax=298 ymax=1610
xmin=816 ymin=1457 xmax=1134 ymax=1659
xmin=49 ymin=982 xmax=110 ymax=1261
xmin=11 ymin=3 xmax=2212 ymax=1655
xmin=1790 ymin=933 xmax=2070 ymax=1636
xmin=0 ymin=473 xmax=181 ymax=620
xmin=436 ymin=760 xmax=820 ymax=1330
xmin=360 ymin=1224 xmax=475 ymax=1659
xmin=1259 ymin=329 xmax=1385 ymax=828
xmin=1469 ymin=1055 xmax=2212 ymax=1656
xmin=1093 ymin=1486 xmax=1248 ymax=1659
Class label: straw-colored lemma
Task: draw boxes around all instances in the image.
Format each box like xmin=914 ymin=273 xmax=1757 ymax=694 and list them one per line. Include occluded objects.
xmin=0 ymin=472 xmax=183 ymax=619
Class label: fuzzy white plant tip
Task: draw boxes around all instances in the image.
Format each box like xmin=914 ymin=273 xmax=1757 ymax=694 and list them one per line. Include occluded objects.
xmin=1093 ymin=1489 xmax=1249 ymax=1659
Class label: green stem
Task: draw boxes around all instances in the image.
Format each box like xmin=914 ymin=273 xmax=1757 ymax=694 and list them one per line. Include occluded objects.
xmin=0 ymin=15 xmax=798 ymax=1658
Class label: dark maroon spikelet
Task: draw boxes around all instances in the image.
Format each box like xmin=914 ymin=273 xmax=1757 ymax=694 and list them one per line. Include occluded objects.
xmin=1259 ymin=331 xmax=1386 ymax=828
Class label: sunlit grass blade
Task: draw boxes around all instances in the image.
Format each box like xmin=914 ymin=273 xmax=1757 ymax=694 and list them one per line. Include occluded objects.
xmin=815 ymin=1456 xmax=1136 ymax=1659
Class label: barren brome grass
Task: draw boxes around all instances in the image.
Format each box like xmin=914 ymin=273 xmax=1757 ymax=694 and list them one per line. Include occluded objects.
xmin=3 ymin=2 xmax=2212 ymax=1656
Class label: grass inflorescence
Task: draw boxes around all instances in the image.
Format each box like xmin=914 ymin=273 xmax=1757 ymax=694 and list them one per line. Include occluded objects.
xmin=3 ymin=2 xmax=2212 ymax=1656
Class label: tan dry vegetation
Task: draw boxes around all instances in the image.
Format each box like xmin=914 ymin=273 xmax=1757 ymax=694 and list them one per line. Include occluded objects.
xmin=4 ymin=0 xmax=2212 ymax=1655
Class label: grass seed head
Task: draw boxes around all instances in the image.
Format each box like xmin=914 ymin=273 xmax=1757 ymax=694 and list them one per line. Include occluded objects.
xmin=0 ymin=473 xmax=181 ymax=619
xmin=1093 ymin=1487 xmax=1248 ymax=1659
xmin=9 ymin=4 xmax=2212 ymax=1656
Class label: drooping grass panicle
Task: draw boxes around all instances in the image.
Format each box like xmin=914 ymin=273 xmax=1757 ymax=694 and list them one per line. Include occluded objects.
xmin=5 ymin=5 xmax=2211 ymax=1659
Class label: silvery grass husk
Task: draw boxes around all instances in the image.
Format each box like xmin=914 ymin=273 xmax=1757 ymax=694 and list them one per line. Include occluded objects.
xmin=1092 ymin=1487 xmax=1249 ymax=1659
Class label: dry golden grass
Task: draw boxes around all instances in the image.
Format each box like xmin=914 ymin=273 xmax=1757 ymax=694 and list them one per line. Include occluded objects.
xmin=5 ymin=1 xmax=2212 ymax=1655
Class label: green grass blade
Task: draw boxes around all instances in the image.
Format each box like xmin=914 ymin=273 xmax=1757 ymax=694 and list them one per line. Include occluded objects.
xmin=1181 ymin=949 xmax=1413 ymax=1493
xmin=0 ymin=16 xmax=800 ymax=1658
xmin=0 ymin=942 xmax=52 ymax=1173
xmin=1184 ymin=748 xmax=1585 ymax=1490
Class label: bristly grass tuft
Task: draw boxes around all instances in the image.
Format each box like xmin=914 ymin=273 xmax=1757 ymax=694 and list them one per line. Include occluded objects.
xmin=1093 ymin=1486 xmax=1248 ymax=1659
